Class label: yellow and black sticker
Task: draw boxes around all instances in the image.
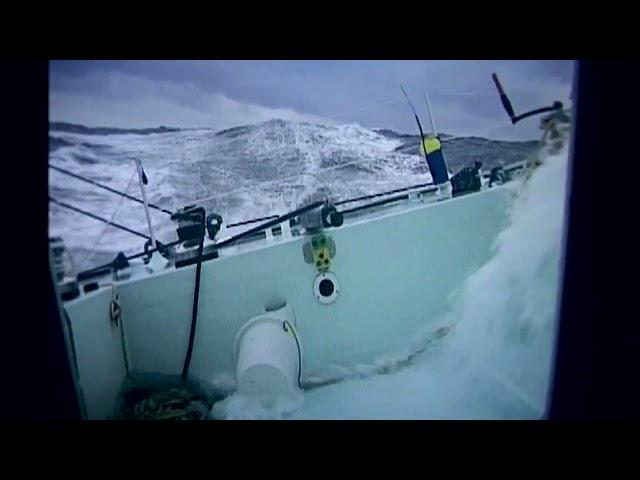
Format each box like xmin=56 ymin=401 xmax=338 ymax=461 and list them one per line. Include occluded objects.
xmin=301 ymin=234 xmax=334 ymax=272
xmin=312 ymin=235 xmax=331 ymax=272
xmin=303 ymin=234 xmax=336 ymax=272
xmin=419 ymin=136 xmax=441 ymax=156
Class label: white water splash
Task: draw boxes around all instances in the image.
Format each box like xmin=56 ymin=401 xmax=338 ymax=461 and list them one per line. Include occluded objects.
xmin=210 ymin=389 xmax=304 ymax=420
xmin=286 ymin=145 xmax=570 ymax=419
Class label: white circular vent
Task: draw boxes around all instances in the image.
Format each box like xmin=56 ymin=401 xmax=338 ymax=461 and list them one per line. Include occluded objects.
xmin=313 ymin=271 xmax=340 ymax=305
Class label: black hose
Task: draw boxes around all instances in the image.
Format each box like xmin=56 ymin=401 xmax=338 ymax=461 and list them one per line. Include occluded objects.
xmin=181 ymin=227 xmax=205 ymax=381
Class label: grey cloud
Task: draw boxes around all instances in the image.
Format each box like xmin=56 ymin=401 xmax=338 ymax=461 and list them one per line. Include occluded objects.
xmin=49 ymin=60 xmax=575 ymax=140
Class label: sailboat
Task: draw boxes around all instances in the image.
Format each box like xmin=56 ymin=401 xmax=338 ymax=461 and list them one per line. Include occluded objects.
xmin=49 ymin=75 xmax=572 ymax=419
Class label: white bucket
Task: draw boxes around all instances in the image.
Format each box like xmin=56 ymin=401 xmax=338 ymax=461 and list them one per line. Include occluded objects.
xmin=234 ymin=305 xmax=301 ymax=399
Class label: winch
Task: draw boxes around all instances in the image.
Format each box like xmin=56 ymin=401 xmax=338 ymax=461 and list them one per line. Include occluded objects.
xmin=171 ymin=205 xmax=207 ymax=248
xmin=451 ymin=161 xmax=483 ymax=197
xmin=294 ymin=187 xmax=344 ymax=234
xmin=171 ymin=205 xmax=223 ymax=268
xmin=298 ymin=203 xmax=343 ymax=233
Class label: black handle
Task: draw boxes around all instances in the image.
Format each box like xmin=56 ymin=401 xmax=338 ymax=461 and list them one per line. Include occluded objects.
xmin=321 ymin=205 xmax=343 ymax=228
xmin=206 ymin=213 xmax=224 ymax=240
xmin=492 ymin=73 xmax=516 ymax=121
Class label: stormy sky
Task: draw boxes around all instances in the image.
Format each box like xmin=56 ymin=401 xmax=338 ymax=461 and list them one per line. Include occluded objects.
xmin=50 ymin=60 xmax=575 ymax=140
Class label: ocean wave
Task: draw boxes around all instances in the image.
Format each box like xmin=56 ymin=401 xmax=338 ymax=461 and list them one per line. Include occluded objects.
xmin=49 ymin=119 xmax=537 ymax=271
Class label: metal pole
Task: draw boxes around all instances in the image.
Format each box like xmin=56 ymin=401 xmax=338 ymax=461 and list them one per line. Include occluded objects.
xmin=424 ymin=92 xmax=437 ymax=136
xmin=134 ymin=159 xmax=158 ymax=249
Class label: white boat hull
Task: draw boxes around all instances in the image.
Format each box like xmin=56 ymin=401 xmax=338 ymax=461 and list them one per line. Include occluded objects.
xmin=64 ymin=185 xmax=515 ymax=419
